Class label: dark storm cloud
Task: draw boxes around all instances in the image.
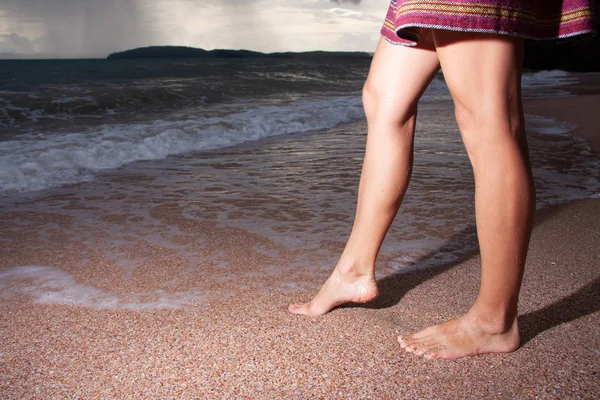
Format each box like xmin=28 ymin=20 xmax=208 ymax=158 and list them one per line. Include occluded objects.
xmin=0 ymin=0 xmax=154 ymax=57
xmin=0 ymin=0 xmax=382 ymax=55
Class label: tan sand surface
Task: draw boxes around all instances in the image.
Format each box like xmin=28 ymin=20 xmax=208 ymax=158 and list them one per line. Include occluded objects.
xmin=1 ymin=76 xmax=599 ymax=398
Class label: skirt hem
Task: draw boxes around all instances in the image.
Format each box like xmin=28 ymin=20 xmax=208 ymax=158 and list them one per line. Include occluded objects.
xmin=381 ymin=23 xmax=596 ymax=46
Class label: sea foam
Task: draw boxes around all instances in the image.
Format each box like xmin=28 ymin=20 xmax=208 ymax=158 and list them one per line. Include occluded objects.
xmin=0 ymin=266 xmax=204 ymax=309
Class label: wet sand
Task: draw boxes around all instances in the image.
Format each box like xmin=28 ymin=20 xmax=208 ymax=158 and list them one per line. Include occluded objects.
xmin=1 ymin=76 xmax=599 ymax=398
xmin=524 ymin=72 xmax=600 ymax=152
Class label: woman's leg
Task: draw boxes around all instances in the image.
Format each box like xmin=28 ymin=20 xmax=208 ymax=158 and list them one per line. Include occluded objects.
xmin=399 ymin=31 xmax=535 ymax=359
xmin=289 ymin=33 xmax=441 ymax=317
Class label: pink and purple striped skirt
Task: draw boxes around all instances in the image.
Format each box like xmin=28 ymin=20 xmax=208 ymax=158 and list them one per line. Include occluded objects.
xmin=381 ymin=0 xmax=596 ymax=46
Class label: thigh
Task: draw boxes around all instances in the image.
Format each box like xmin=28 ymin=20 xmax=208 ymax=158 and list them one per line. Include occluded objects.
xmin=365 ymin=31 xmax=441 ymax=124
xmin=431 ymin=31 xmax=524 ymax=124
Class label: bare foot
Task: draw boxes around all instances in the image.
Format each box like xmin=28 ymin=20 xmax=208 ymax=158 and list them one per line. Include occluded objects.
xmin=398 ymin=311 xmax=520 ymax=360
xmin=288 ymin=266 xmax=378 ymax=317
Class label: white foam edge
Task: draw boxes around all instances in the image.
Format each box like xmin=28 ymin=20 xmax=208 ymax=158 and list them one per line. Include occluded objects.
xmin=0 ymin=265 xmax=204 ymax=310
xmin=525 ymin=114 xmax=577 ymax=136
xmin=0 ymin=94 xmax=366 ymax=197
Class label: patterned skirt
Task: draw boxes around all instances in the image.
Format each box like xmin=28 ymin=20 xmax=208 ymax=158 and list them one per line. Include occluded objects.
xmin=381 ymin=0 xmax=596 ymax=46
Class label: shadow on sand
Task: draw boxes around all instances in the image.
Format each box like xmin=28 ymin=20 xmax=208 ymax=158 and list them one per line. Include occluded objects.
xmin=344 ymin=205 xmax=600 ymax=345
xmin=519 ymin=276 xmax=600 ymax=345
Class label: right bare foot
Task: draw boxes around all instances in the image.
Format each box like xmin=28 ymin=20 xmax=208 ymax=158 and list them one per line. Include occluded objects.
xmin=288 ymin=266 xmax=378 ymax=317
xmin=398 ymin=309 xmax=520 ymax=360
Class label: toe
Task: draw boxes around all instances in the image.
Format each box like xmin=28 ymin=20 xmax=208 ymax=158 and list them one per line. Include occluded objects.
xmin=399 ymin=338 xmax=418 ymax=350
xmin=409 ymin=326 xmax=438 ymax=340
xmin=413 ymin=347 xmax=426 ymax=357
xmin=288 ymin=302 xmax=309 ymax=315
xmin=398 ymin=336 xmax=408 ymax=348
xmin=401 ymin=336 xmax=421 ymax=348
xmin=404 ymin=342 xmax=423 ymax=355
xmin=423 ymin=344 xmax=448 ymax=360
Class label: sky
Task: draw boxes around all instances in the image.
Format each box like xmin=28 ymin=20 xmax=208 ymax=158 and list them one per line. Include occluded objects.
xmin=0 ymin=0 xmax=390 ymax=58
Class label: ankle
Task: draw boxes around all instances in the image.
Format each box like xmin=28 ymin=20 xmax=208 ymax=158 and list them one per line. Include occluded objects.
xmin=336 ymin=255 xmax=375 ymax=278
xmin=466 ymin=302 xmax=519 ymax=335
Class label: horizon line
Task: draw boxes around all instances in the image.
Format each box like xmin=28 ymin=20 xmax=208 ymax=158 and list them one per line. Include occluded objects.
xmin=1 ymin=45 xmax=374 ymax=61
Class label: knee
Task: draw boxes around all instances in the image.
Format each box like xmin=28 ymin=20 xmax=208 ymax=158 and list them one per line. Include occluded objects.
xmin=362 ymin=78 xmax=417 ymax=128
xmin=454 ymin=102 xmax=524 ymax=156
xmin=454 ymin=104 xmax=477 ymax=149
xmin=362 ymin=78 xmax=379 ymax=122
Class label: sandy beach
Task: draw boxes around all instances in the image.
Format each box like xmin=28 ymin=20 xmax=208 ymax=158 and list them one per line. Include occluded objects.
xmin=1 ymin=74 xmax=599 ymax=398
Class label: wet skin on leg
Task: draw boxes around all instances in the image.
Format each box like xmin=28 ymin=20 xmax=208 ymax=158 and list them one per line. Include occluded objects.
xmin=288 ymin=33 xmax=441 ymax=317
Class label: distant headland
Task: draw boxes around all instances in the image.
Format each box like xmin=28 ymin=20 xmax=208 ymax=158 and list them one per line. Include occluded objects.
xmin=107 ymin=46 xmax=372 ymax=61
xmin=107 ymin=40 xmax=600 ymax=71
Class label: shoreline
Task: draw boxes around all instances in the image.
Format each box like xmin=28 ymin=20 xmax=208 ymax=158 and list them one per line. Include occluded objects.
xmin=1 ymin=74 xmax=599 ymax=398
xmin=524 ymin=72 xmax=600 ymax=153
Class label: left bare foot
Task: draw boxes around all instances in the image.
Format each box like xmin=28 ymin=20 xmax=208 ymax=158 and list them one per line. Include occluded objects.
xmin=398 ymin=311 xmax=520 ymax=360
xmin=288 ymin=264 xmax=378 ymax=317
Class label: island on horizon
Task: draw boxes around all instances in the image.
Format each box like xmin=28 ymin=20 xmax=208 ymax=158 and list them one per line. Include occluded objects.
xmin=106 ymin=46 xmax=373 ymax=61
xmin=107 ymin=40 xmax=600 ymax=71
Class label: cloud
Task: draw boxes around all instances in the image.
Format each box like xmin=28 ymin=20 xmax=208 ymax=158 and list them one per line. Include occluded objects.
xmin=0 ymin=33 xmax=36 ymax=54
xmin=334 ymin=31 xmax=380 ymax=51
xmin=0 ymin=0 xmax=387 ymax=56
xmin=330 ymin=0 xmax=363 ymax=4
xmin=0 ymin=0 xmax=155 ymax=57
xmin=327 ymin=8 xmax=364 ymax=18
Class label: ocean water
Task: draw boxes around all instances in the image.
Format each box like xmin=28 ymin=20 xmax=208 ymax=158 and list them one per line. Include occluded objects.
xmin=0 ymin=59 xmax=598 ymax=309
